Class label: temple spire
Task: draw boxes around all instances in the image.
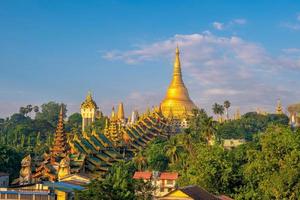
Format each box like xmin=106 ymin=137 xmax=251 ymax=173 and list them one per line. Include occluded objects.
xmin=50 ymin=105 xmax=69 ymax=157
xmin=111 ymin=106 xmax=116 ymax=120
xmin=117 ymin=102 xmax=125 ymax=120
xmin=161 ymin=46 xmax=197 ymax=119
xmin=171 ymin=46 xmax=184 ymax=86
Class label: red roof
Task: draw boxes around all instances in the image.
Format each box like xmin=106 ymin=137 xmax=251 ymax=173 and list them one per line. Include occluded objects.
xmin=133 ymin=171 xmax=152 ymax=180
xmin=159 ymin=172 xmax=178 ymax=180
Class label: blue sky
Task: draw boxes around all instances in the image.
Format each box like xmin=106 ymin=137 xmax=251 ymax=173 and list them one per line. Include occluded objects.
xmin=0 ymin=0 xmax=300 ymax=117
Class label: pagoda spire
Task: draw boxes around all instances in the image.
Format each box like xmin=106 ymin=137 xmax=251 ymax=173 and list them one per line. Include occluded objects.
xmin=111 ymin=106 xmax=116 ymax=120
xmin=50 ymin=105 xmax=69 ymax=158
xmin=171 ymin=46 xmax=184 ymax=87
xmin=117 ymin=102 xmax=125 ymax=120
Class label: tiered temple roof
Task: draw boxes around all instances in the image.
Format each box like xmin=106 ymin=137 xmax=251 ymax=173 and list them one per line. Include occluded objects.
xmin=51 ymin=106 xmax=69 ymax=157
xmin=69 ymin=108 xmax=171 ymax=178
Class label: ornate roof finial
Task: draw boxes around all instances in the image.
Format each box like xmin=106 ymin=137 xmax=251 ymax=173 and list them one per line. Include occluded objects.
xmin=174 ymin=45 xmax=181 ymax=72
xmin=87 ymin=91 xmax=92 ymax=101
xmin=81 ymin=91 xmax=97 ymax=109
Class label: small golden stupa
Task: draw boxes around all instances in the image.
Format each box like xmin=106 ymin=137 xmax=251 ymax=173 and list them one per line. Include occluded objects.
xmin=160 ymin=46 xmax=198 ymax=119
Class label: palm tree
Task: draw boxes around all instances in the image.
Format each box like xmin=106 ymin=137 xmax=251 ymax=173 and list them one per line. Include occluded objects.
xmin=212 ymin=103 xmax=225 ymax=122
xmin=224 ymin=100 xmax=231 ymax=120
xmin=164 ymin=137 xmax=183 ymax=164
xmin=181 ymin=133 xmax=193 ymax=154
xmin=202 ymin=116 xmax=217 ymax=144
xmin=212 ymin=103 xmax=220 ymax=116
xmin=133 ymin=151 xmax=147 ymax=171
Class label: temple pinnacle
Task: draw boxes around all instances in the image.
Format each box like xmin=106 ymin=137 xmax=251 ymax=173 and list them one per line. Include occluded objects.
xmin=160 ymin=46 xmax=198 ymax=119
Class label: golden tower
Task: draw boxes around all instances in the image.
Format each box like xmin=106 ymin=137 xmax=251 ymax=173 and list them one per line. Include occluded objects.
xmin=81 ymin=92 xmax=98 ymax=132
xmin=161 ymin=46 xmax=197 ymax=119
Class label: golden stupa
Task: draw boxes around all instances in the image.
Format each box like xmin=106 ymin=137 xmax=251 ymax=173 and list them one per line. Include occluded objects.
xmin=161 ymin=46 xmax=198 ymax=119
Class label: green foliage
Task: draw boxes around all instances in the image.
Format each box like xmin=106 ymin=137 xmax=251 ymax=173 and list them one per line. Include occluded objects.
xmin=66 ymin=113 xmax=82 ymax=134
xmin=235 ymin=126 xmax=300 ymax=199
xmin=140 ymin=109 xmax=296 ymax=199
xmin=143 ymin=138 xmax=169 ymax=171
xmin=217 ymin=112 xmax=289 ymax=140
xmin=0 ymin=145 xmax=23 ymax=181
xmin=75 ymin=161 xmax=155 ymax=200
xmin=35 ymin=102 xmax=67 ymax=127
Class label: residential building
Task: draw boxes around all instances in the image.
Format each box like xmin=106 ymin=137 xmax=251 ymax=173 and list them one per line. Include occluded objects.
xmin=133 ymin=171 xmax=178 ymax=197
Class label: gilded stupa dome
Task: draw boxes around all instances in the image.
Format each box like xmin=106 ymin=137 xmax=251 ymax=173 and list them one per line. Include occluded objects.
xmin=160 ymin=47 xmax=198 ymax=119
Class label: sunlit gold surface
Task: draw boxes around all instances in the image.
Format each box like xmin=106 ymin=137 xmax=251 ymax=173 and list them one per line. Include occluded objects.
xmin=161 ymin=47 xmax=197 ymax=119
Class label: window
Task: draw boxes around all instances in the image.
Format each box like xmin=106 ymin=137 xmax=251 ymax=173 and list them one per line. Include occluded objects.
xmin=166 ymin=180 xmax=173 ymax=185
xmin=160 ymin=187 xmax=165 ymax=192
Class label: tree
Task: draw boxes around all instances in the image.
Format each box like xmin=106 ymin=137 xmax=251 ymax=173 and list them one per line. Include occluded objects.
xmin=133 ymin=151 xmax=147 ymax=171
xmin=164 ymin=137 xmax=184 ymax=164
xmin=144 ymin=138 xmax=169 ymax=171
xmin=212 ymin=103 xmax=225 ymax=121
xmin=224 ymin=100 xmax=231 ymax=120
xmin=236 ymin=126 xmax=300 ymax=199
xmin=33 ymin=106 xmax=39 ymax=113
xmin=76 ymin=161 xmax=137 ymax=200
xmin=19 ymin=107 xmax=26 ymax=116
xmin=0 ymin=145 xmax=23 ymax=181
xmin=66 ymin=113 xmax=82 ymax=134
xmin=35 ymin=102 xmax=67 ymax=127
xmin=202 ymin=116 xmax=217 ymax=143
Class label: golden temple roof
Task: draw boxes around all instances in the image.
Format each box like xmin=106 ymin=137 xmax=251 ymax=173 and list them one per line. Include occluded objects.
xmin=160 ymin=46 xmax=197 ymax=119
xmin=81 ymin=91 xmax=97 ymax=109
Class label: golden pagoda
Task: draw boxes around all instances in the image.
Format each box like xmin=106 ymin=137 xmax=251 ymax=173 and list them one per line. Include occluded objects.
xmin=161 ymin=46 xmax=197 ymax=119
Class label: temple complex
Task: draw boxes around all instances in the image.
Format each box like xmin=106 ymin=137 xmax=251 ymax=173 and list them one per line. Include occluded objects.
xmin=160 ymin=47 xmax=198 ymax=121
xmin=16 ymin=47 xmax=194 ymax=183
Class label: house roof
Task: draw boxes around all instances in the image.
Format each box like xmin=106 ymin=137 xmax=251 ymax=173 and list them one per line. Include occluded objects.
xmin=133 ymin=171 xmax=152 ymax=179
xmin=159 ymin=172 xmax=178 ymax=180
xmin=176 ymin=185 xmax=218 ymax=200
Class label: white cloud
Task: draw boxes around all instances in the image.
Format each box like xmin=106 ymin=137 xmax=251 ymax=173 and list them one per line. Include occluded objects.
xmin=212 ymin=22 xmax=224 ymax=30
xmin=103 ymin=32 xmax=300 ymax=114
xmin=282 ymin=13 xmax=300 ymax=30
xmin=232 ymin=18 xmax=247 ymax=25
xmin=212 ymin=18 xmax=247 ymax=31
